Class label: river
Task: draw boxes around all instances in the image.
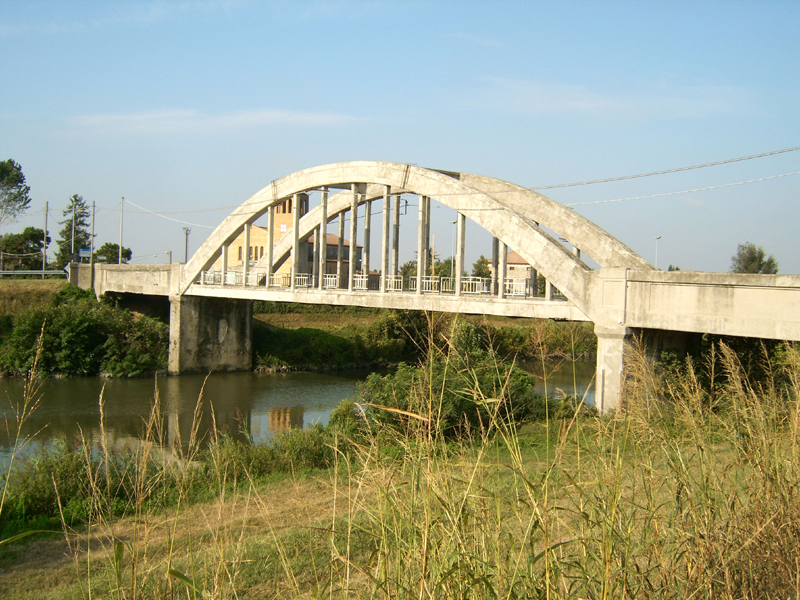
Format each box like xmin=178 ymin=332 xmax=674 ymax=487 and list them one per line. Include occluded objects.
xmin=0 ymin=360 xmax=595 ymax=464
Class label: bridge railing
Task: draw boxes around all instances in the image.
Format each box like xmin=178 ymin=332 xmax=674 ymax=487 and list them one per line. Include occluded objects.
xmin=421 ymin=276 xmax=440 ymax=293
xmin=461 ymin=277 xmax=490 ymax=294
xmin=294 ymin=273 xmax=310 ymax=288
xmin=353 ymin=274 xmax=369 ymax=290
xmin=323 ymin=274 xmax=339 ymax=289
xmin=504 ymin=278 xmax=528 ymax=297
xmin=269 ymin=273 xmax=292 ymax=288
xmin=407 ymin=277 xmax=417 ymax=292
xmin=386 ymin=275 xmax=403 ymax=292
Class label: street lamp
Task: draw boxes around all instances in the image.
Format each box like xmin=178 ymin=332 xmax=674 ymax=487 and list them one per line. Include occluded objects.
xmin=183 ymin=227 xmax=191 ymax=263
xmin=654 ymin=236 xmax=662 ymax=270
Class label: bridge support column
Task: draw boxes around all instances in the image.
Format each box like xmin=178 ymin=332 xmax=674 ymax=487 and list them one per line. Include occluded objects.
xmin=416 ymin=195 xmax=425 ymax=294
xmin=337 ymin=213 xmax=345 ymax=288
xmin=455 ymin=212 xmax=465 ymax=296
xmin=221 ymin=243 xmax=228 ymax=285
xmin=291 ymin=194 xmax=300 ymax=290
xmin=348 ymin=184 xmax=358 ymax=291
xmin=392 ymin=194 xmax=400 ymax=275
xmin=242 ymin=223 xmax=251 ymax=287
xmin=266 ymin=205 xmax=274 ymax=287
xmin=498 ymin=241 xmax=507 ymax=299
xmin=491 ymin=237 xmax=499 ymax=294
xmin=594 ymin=325 xmax=628 ymax=413
xmin=318 ymin=187 xmax=328 ymax=290
xmin=312 ymin=225 xmax=320 ymax=287
xmin=168 ymin=295 xmax=252 ymax=374
xmin=529 ymin=267 xmax=538 ymax=297
xmin=363 ymin=197 xmax=371 ymax=277
xmin=381 ymin=186 xmax=390 ymax=293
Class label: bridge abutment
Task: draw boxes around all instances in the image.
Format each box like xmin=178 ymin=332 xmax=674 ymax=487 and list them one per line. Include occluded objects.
xmin=168 ymin=295 xmax=253 ymax=374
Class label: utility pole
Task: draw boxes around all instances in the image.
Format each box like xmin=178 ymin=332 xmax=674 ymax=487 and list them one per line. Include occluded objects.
xmin=183 ymin=227 xmax=191 ymax=263
xmin=90 ymin=201 xmax=95 ymax=287
xmin=71 ymin=200 xmax=76 ymax=260
xmin=119 ymin=197 xmax=124 ymax=264
xmin=42 ymin=201 xmax=48 ymax=277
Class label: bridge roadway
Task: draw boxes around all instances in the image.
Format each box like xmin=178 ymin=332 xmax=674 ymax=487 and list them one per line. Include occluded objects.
xmin=69 ymin=160 xmax=800 ymax=412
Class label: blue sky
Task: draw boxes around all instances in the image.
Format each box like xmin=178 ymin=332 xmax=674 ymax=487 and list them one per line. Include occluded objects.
xmin=1 ymin=0 xmax=799 ymax=272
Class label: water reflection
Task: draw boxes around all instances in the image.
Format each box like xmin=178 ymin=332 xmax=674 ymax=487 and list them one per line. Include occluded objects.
xmin=0 ymin=371 xmax=363 ymax=465
xmin=0 ymin=361 xmax=596 ymax=465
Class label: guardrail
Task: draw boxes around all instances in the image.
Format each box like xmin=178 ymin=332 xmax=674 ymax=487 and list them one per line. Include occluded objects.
xmin=504 ymin=278 xmax=528 ymax=297
xmin=0 ymin=270 xmax=67 ymax=277
xmin=353 ymin=274 xmax=369 ymax=290
xmin=461 ymin=277 xmax=490 ymax=294
xmin=386 ymin=275 xmax=403 ymax=292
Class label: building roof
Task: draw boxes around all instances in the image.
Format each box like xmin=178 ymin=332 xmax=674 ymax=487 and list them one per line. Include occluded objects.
xmin=506 ymin=251 xmax=529 ymax=265
xmin=307 ymin=232 xmax=361 ymax=248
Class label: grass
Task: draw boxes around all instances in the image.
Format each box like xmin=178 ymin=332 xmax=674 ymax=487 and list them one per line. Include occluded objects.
xmin=0 ymin=279 xmax=66 ymax=317
xmin=2 ymin=335 xmax=799 ymax=598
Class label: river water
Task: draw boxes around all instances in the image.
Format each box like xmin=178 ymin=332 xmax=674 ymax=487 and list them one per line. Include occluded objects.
xmin=0 ymin=361 xmax=594 ymax=464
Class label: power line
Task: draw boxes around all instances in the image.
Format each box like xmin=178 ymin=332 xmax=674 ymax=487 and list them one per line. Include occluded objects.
xmin=123 ymin=199 xmax=215 ymax=229
xmin=566 ymin=170 xmax=800 ymax=206
xmin=531 ymin=145 xmax=800 ymax=190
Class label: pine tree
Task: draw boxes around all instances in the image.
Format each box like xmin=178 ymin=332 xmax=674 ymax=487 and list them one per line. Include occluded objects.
xmin=55 ymin=194 xmax=91 ymax=267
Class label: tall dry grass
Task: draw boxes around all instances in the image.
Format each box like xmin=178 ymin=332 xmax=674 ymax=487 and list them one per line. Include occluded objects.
xmin=2 ymin=337 xmax=799 ymax=599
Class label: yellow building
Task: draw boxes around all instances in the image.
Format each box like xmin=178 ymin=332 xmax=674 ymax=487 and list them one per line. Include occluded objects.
xmin=212 ymin=196 xmax=362 ymax=277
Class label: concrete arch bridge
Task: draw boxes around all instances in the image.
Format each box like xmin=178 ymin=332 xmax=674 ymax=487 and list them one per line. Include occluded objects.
xmin=79 ymin=161 xmax=800 ymax=412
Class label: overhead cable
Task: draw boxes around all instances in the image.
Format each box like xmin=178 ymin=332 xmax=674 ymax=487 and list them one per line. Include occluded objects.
xmin=566 ymin=170 xmax=800 ymax=206
xmin=532 ymin=145 xmax=800 ymax=190
xmin=123 ymin=199 xmax=215 ymax=229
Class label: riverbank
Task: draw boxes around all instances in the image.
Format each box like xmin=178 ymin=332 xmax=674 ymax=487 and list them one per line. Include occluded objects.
xmin=1 ymin=341 xmax=798 ymax=598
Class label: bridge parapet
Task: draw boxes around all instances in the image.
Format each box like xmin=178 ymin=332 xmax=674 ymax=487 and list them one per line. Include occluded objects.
xmin=93 ymin=263 xmax=180 ymax=297
xmin=624 ymin=270 xmax=800 ymax=341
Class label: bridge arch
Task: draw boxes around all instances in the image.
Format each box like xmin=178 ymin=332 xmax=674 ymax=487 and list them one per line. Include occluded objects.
xmin=182 ymin=161 xmax=651 ymax=323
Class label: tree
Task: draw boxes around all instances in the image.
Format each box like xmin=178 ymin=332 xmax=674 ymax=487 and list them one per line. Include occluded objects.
xmin=0 ymin=159 xmax=32 ymax=226
xmin=95 ymin=242 xmax=132 ymax=264
xmin=0 ymin=227 xmax=50 ymax=270
xmin=55 ymin=194 xmax=91 ymax=268
xmin=667 ymin=264 xmax=681 ymax=271
xmin=399 ymin=259 xmax=417 ymax=278
xmin=472 ymin=255 xmax=491 ymax=278
xmin=730 ymin=242 xmax=778 ymax=274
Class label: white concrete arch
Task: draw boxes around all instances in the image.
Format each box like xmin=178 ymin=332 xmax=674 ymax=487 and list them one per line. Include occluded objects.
xmin=181 ymin=161 xmax=601 ymax=316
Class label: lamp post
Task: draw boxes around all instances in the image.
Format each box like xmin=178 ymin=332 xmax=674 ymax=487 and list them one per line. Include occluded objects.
xmin=183 ymin=227 xmax=191 ymax=263
xmin=654 ymin=236 xmax=662 ymax=270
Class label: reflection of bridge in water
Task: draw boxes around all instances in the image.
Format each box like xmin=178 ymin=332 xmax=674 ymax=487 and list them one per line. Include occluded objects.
xmin=75 ymin=161 xmax=800 ymax=413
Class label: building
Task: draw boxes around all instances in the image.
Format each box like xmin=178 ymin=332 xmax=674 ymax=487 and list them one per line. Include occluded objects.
xmin=211 ymin=196 xmax=362 ymax=279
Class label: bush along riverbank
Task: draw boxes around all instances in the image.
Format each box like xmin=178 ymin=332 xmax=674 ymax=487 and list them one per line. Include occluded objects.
xmin=252 ymin=303 xmax=598 ymax=372
xmin=0 ymin=285 xmax=167 ymax=377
